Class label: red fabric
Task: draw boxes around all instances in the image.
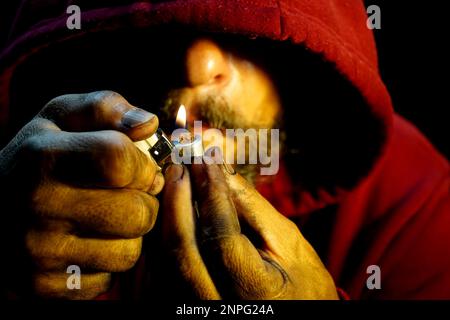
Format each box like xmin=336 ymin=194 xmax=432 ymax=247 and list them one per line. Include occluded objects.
xmin=1 ymin=0 xmax=449 ymax=299
xmin=337 ymin=287 xmax=351 ymax=300
xmin=260 ymin=115 xmax=449 ymax=299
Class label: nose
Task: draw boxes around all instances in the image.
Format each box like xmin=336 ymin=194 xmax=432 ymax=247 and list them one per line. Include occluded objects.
xmin=185 ymin=38 xmax=231 ymax=87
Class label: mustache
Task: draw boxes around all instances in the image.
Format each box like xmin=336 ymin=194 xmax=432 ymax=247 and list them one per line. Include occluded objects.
xmin=159 ymin=89 xmax=284 ymax=184
xmin=160 ymin=89 xmax=252 ymax=130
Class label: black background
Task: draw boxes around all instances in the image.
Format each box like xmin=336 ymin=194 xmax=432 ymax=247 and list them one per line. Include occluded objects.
xmin=0 ymin=1 xmax=448 ymax=158
xmin=363 ymin=0 xmax=447 ymax=158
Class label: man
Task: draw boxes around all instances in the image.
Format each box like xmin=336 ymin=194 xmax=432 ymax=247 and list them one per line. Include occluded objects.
xmin=0 ymin=0 xmax=448 ymax=300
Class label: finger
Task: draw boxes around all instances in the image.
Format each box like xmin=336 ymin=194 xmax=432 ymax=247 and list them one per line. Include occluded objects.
xmin=225 ymin=172 xmax=340 ymax=300
xmin=222 ymin=171 xmax=302 ymax=247
xmin=30 ymin=181 xmax=158 ymax=238
xmin=33 ymin=272 xmax=111 ymax=299
xmin=162 ymin=164 xmax=220 ymax=299
xmin=149 ymin=171 xmax=165 ymax=196
xmin=22 ymin=129 xmax=158 ymax=191
xmin=39 ymin=91 xmax=159 ymax=141
xmin=190 ymin=160 xmax=241 ymax=240
xmin=190 ymin=161 xmax=282 ymax=298
xmin=26 ymin=230 xmax=143 ymax=272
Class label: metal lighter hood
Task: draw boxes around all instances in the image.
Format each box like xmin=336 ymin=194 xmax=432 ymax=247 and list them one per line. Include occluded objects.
xmin=134 ymin=128 xmax=174 ymax=165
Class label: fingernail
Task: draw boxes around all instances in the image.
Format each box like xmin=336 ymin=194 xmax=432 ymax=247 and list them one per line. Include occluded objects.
xmin=206 ymin=146 xmax=223 ymax=160
xmin=165 ymin=164 xmax=184 ymax=182
xmin=122 ymin=108 xmax=155 ymax=128
xmin=204 ymin=146 xmax=236 ymax=175
xmin=203 ymin=146 xmax=223 ymax=165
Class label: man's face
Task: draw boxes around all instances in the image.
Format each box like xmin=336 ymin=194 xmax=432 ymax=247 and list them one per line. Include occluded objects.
xmin=163 ymin=38 xmax=281 ymax=128
xmin=161 ymin=38 xmax=282 ymax=179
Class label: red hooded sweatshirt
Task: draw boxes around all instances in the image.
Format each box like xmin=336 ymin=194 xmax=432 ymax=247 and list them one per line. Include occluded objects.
xmin=0 ymin=0 xmax=448 ymax=300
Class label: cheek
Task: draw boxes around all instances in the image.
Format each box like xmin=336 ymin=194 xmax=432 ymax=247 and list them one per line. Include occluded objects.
xmin=225 ymin=61 xmax=281 ymax=128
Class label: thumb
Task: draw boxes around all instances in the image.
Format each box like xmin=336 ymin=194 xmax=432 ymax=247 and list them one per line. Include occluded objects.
xmin=38 ymin=91 xmax=158 ymax=141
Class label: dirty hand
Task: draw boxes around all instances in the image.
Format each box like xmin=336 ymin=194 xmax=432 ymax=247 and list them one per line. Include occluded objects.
xmin=0 ymin=91 xmax=163 ymax=299
xmin=162 ymin=159 xmax=338 ymax=300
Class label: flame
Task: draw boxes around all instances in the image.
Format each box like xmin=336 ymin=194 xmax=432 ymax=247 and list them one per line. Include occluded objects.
xmin=175 ymin=104 xmax=187 ymax=128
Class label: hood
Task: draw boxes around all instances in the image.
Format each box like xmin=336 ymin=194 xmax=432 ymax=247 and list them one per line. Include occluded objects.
xmin=0 ymin=0 xmax=394 ymax=214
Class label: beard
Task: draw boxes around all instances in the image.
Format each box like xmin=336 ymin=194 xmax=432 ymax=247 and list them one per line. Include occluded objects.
xmin=160 ymin=89 xmax=283 ymax=184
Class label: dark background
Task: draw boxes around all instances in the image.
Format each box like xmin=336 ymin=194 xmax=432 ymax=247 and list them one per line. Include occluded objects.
xmin=1 ymin=1 xmax=448 ymax=158
xmin=363 ymin=0 xmax=447 ymax=158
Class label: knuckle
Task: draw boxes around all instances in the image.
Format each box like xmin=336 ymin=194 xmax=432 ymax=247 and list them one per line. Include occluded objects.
xmin=149 ymin=173 xmax=165 ymax=195
xmin=144 ymin=195 xmax=159 ymax=231
xmin=217 ymin=234 xmax=240 ymax=252
xmin=101 ymin=130 xmax=129 ymax=152
xmin=27 ymin=182 xmax=64 ymax=219
xmin=43 ymin=95 xmax=66 ymax=111
xmin=32 ymin=273 xmax=59 ymax=298
xmin=40 ymin=94 xmax=76 ymax=121
xmin=285 ymin=218 xmax=300 ymax=235
xmin=139 ymin=155 xmax=157 ymax=188
xmin=25 ymin=230 xmax=46 ymax=260
xmin=20 ymin=135 xmax=46 ymax=160
xmin=33 ymin=257 xmax=64 ymax=271
xmin=166 ymin=236 xmax=196 ymax=256
xmin=19 ymin=134 xmax=57 ymax=174
xmin=95 ymin=130 xmax=155 ymax=189
xmin=98 ymin=131 xmax=134 ymax=187
xmin=28 ymin=183 xmax=48 ymax=216
xmin=78 ymin=274 xmax=111 ymax=300
xmin=175 ymin=248 xmax=200 ymax=275
xmin=88 ymin=90 xmax=124 ymax=116
xmin=24 ymin=232 xmax=38 ymax=260
xmin=127 ymin=192 xmax=158 ymax=237
xmin=116 ymin=238 xmax=142 ymax=271
xmin=201 ymin=231 xmax=238 ymax=251
xmin=89 ymin=90 xmax=122 ymax=105
xmin=33 ymin=273 xmax=109 ymax=299
xmin=94 ymin=239 xmax=141 ymax=272
xmin=25 ymin=231 xmax=73 ymax=269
